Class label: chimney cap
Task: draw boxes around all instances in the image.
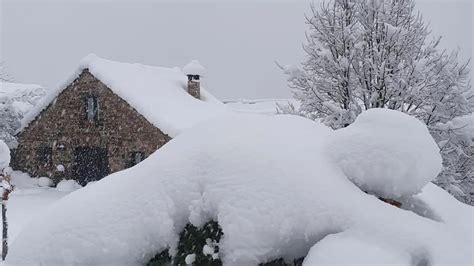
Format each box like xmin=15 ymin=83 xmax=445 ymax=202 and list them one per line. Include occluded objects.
xmin=183 ymin=60 xmax=206 ymax=76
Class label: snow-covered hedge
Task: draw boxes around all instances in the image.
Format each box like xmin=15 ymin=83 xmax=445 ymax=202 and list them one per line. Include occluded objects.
xmin=7 ymin=110 xmax=472 ymax=265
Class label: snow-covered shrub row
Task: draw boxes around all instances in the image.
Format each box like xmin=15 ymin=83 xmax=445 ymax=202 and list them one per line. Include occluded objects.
xmin=7 ymin=110 xmax=472 ymax=265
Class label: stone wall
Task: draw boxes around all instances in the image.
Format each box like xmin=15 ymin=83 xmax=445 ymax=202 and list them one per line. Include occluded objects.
xmin=187 ymin=80 xmax=200 ymax=99
xmin=12 ymin=70 xmax=171 ymax=183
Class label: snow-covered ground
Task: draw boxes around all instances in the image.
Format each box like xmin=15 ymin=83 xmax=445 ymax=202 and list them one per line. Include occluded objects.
xmin=5 ymin=172 xmax=76 ymax=252
xmin=224 ymin=98 xmax=299 ymax=115
xmin=5 ymin=110 xmax=473 ymax=266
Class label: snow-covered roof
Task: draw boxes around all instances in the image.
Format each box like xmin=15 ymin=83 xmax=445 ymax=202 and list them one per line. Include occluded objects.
xmin=182 ymin=60 xmax=206 ymax=76
xmin=19 ymin=55 xmax=229 ymax=137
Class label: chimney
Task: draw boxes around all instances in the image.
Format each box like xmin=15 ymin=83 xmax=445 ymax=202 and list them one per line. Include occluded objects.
xmin=183 ymin=60 xmax=205 ymax=99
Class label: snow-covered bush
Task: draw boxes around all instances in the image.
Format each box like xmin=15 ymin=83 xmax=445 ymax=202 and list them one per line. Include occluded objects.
xmin=55 ymin=179 xmax=82 ymax=192
xmin=330 ymin=109 xmax=442 ymax=199
xmin=0 ymin=82 xmax=46 ymax=148
xmin=37 ymin=177 xmax=53 ymax=188
xmin=6 ymin=112 xmax=472 ymax=265
xmin=148 ymin=220 xmax=223 ymax=265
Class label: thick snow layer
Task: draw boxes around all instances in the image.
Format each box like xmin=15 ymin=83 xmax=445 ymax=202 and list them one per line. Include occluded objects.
xmin=329 ymin=109 xmax=442 ymax=199
xmin=2 ymin=171 xmax=70 ymax=254
xmin=19 ymin=54 xmax=229 ymax=137
xmin=7 ymin=111 xmax=472 ymax=266
xmin=0 ymin=140 xmax=10 ymax=169
xmin=303 ymin=233 xmax=411 ymax=265
xmin=183 ymin=60 xmax=206 ymax=76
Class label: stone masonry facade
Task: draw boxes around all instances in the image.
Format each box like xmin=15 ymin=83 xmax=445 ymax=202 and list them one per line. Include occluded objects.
xmin=12 ymin=69 xmax=171 ymax=184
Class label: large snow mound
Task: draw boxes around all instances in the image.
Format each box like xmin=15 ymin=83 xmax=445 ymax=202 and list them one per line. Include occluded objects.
xmin=19 ymin=54 xmax=229 ymax=137
xmin=7 ymin=111 xmax=471 ymax=266
xmin=303 ymin=232 xmax=411 ymax=266
xmin=330 ymin=109 xmax=442 ymax=199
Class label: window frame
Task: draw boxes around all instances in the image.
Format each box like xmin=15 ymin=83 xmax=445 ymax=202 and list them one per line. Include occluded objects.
xmin=84 ymin=95 xmax=99 ymax=122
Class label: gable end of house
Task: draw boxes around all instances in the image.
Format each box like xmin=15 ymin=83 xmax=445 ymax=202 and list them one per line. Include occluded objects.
xmin=12 ymin=69 xmax=171 ymax=184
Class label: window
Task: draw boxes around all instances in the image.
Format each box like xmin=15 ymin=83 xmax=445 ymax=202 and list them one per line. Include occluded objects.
xmin=37 ymin=145 xmax=52 ymax=167
xmin=129 ymin=151 xmax=145 ymax=167
xmin=85 ymin=96 xmax=99 ymax=122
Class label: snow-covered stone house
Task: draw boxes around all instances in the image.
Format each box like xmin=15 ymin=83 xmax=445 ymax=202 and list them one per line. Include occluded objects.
xmin=12 ymin=55 xmax=228 ymax=184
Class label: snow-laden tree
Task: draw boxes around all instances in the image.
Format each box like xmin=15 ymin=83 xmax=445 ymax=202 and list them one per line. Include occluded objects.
xmin=0 ymin=78 xmax=46 ymax=149
xmin=0 ymin=63 xmax=12 ymax=82
xmin=280 ymin=0 xmax=474 ymax=203
xmin=285 ymin=0 xmax=362 ymax=128
xmin=431 ymin=114 xmax=474 ymax=204
xmin=0 ymin=82 xmax=46 ymax=149
xmin=0 ymin=107 xmax=20 ymax=149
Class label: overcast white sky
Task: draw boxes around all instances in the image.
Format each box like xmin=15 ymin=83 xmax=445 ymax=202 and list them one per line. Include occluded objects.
xmin=1 ymin=0 xmax=472 ymax=99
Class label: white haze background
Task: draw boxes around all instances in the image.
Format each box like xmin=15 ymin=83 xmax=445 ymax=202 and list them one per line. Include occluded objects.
xmin=0 ymin=0 xmax=472 ymax=99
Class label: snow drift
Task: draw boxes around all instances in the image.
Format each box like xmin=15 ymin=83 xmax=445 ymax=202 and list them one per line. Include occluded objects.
xmin=7 ymin=110 xmax=472 ymax=266
xmin=330 ymin=109 xmax=442 ymax=198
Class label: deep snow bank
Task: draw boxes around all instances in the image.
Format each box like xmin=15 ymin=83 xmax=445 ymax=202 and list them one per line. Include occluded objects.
xmin=330 ymin=109 xmax=442 ymax=199
xmin=7 ymin=111 xmax=472 ymax=266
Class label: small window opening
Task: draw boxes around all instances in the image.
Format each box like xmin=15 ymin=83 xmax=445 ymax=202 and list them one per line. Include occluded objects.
xmin=85 ymin=96 xmax=99 ymax=122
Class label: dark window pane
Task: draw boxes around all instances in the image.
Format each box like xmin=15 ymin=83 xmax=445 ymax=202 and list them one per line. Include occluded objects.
xmin=85 ymin=96 xmax=99 ymax=122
